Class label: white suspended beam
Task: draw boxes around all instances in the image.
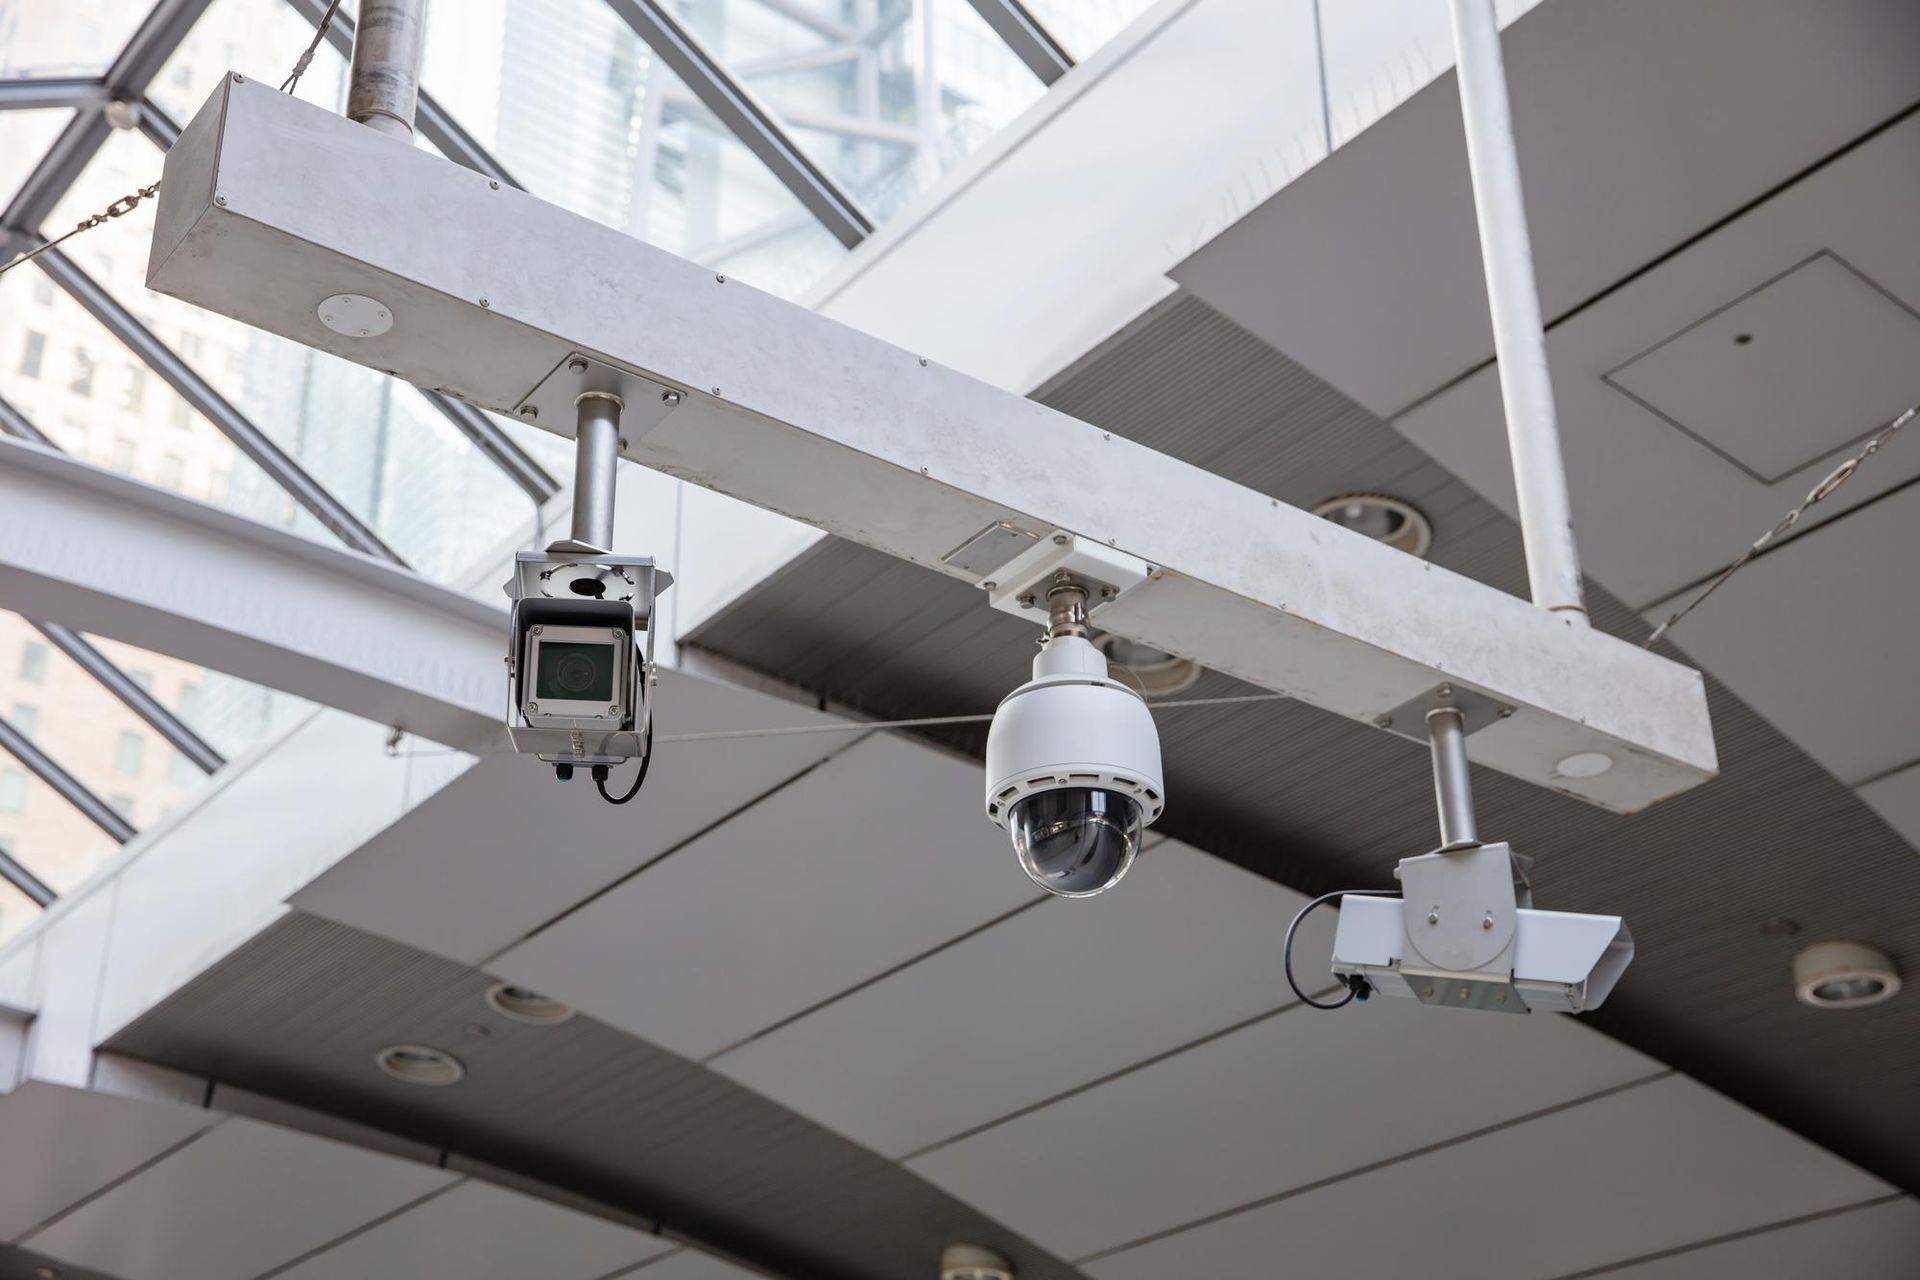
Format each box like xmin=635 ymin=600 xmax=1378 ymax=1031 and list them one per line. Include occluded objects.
xmin=0 ymin=437 xmax=506 ymax=754
xmin=144 ymin=80 xmax=1717 ymax=812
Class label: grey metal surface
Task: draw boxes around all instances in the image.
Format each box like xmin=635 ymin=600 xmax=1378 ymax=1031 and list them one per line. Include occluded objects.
xmin=346 ymin=0 xmax=427 ymax=140
xmin=602 ymin=0 xmax=873 ymax=249
xmin=0 ymin=846 xmax=54 ymax=908
xmin=0 ymin=714 xmax=136 ymax=845
xmin=34 ymin=247 xmax=405 ymax=565
xmin=0 ymin=77 xmax=108 ymax=111
xmin=104 ymin=912 xmax=1091 ymax=1280
xmin=962 ymin=0 xmax=1073 ymax=85
xmin=684 ymin=293 xmax=1920 ymax=1193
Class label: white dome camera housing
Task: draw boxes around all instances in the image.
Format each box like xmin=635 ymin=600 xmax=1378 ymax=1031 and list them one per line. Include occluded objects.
xmin=985 ymin=632 xmax=1165 ymax=896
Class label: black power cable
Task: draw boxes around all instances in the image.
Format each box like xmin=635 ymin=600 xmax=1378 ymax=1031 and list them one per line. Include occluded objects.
xmin=593 ymin=718 xmax=655 ymax=805
xmin=1284 ymin=887 xmax=1399 ymax=1010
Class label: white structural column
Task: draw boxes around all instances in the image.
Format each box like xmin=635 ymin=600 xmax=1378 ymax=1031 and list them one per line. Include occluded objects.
xmin=1447 ymin=0 xmax=1587 ymax=622
xmin=0 ymin=437 xmax=505 ymax=753
xmin=141 ymin=80 xmax=1715 ymax=812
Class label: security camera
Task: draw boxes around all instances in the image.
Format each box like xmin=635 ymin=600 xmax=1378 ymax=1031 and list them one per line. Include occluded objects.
xmin=505 ymin=554 xmax=668 ymax=774
xmin=984 ymin=575 xmax=1164 ymax=896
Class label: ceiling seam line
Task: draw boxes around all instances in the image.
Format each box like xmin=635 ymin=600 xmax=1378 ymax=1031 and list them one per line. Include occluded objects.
xmin=1381 ymin=94 xmax=1920 ymax=427
xmin=475 ymin=729 xmax=882 ymax=966
xmin=11 ymin=1116 xmax=228 ymax=1245
xmin=1543 ymin=1191 xmax=1910 ymax=1280
xmin=896 ymin=976 xmax=1345 ymax=1165
xmin=251 ymin=1176 xmax=471 ymax=1279
xmin=1070 ymin=1069 xmax=1676 ymax=1266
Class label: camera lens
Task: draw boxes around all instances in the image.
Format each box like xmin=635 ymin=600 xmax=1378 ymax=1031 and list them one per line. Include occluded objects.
xmin=555 ymin=653 xmax=598 ymax=693
xmin=535 ymin=640 xmax=616 ymax=702
xmin=1008 ymin=788 xmax=1143 ymax=897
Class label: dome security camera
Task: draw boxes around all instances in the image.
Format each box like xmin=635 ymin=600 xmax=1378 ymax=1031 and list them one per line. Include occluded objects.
xmin=984 ymin=577 xmax=1164 ymax=896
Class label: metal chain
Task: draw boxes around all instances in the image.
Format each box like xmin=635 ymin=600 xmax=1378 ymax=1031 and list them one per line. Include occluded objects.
xmin=1644 ymin=402 xmax=1915 ymax=649
xmin=281 ymin=0 xmax=345 ymax=93
xmin=0 ymin=181 xmax=162 ymax=280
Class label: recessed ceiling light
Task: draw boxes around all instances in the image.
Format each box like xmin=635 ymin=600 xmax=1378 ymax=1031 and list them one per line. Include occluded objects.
xmin=1311 ymin=493 xmax=1433 ymax=558
xmin=484 ymin=982 xmax=576 ymax=1025
xmin=1092 ymin=633 xmax=1202 ymax=696
xmin=1794 ymin=940 xmax=1901 ymax=1009
xmin=375 ymin=1044 xmax=466 ymax=1086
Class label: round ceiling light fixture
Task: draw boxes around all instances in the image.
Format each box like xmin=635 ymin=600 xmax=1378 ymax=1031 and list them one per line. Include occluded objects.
xmin=940 ymin=1243 xmax=1014 ymax=1280
xmin=375 ymin=1043 xmax=466 ymax=1086
xmin=1311 ymin=493 xmax=1434 ymax=558
xmin=484 ymin=981 xmax=576 ymax=1025
xmin=1092 ymin=632 xmax=1202 ymax=697
xmin=1793 ymin=940 xmax=1901 ymax=1009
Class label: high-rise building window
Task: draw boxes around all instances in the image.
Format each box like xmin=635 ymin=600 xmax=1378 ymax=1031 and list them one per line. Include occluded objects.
xmin=119 ymin=366 xmax=148 ymax=412
xmin=169 ymin=748 xmax=200 ymax=788
xmin=17 ymin=331 xmax=45 ymax=379
xmin=178 ymin=331 xmax=203 ymax=361
xmin=69 ymin=347 xmax=96 ymax=397
xmin=8 ymin=705 xmax=37 ymax=741
xmin=109 ymin=793 xmax=135 ymax=818
xmin=170 ymin=395 xmax=192 ymax=431
xmin=0 ymin=769 xmax=25 ymax=813
xmin=129 ymin=670 xmax=155 ymax=692
xmin=157 ymin=454 xmax=185 ymax=488
xmin=114 ymin=731 xmax=146 ymax=777
xmin=17 ymin=642 xmax=48 ymax=684
xmin=177 ymin=683 xmax=201 ymax=719
xmin=110 ymin=438 xmax=136 ymax=471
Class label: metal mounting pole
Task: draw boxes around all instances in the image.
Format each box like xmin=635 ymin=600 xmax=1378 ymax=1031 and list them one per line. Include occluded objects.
xmin=567 ymin=393 xmax=622 ymax=554
xmin=347 ymin=0 xmax=427 ymax=141
xmin=1427 ymin=706 xmax=1478 ymax=848
xmin=1447 ymin=0 xmax=1586 ymax=624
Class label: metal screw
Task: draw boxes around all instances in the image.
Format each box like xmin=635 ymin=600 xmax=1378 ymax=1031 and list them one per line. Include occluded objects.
xmin=1018 ymin=592 xmax=1036 ymax=608
xmin=567 ymin=356 xmax=588 ymax=373
xmin=524 ymin=702 xmax=538 ymax=715
xmin=1497 ymin=706 xmax=1515 ymax=718
xmin=489 ymin=179 xmax=500 ymax=189
xmin=1051 ymin=533 xmax=1069 ymax=545
xmin=530 ymin=625 xmax=543 ymax=635
xmin=479 ymin=297 xmax=490 ymax=308
xmin=1427 ymin=909 xmax=1439 ymax=925
xmin=1373 ymin=714 xmax=1393 ymax=728
xmin=518 ymin=405 xmax=537 ymax=419
xmin=608 ymin=705 xmax=620 ymax=715
xmin=1103 ymin=432 xmax=1112 ymax=440
xmin=981 ymin=580 xmax=996 ymax=591
xmin=1458 ymin=986 xmax=1471 ymax=1001
xmin=715 ymin=273 xmax=727 ymax=283
xmin=918 ymin=356 xmax=928 ymax=367
xmin=215 ymin=195 xmax=227 ymax=206
xmin=1101 ymin=585 xmax=1117 ymax=598
xmin=919 ymin=466 xmax=929 ymax=475
xmin=232 ymin=72 xmax=244 ymax=83
xmin=612 ymin=628 xmax=624 ymax=638
xmin=661 ymin=390 xmax=682 ymax=405
xmin=711 ymin=386 xmax=721 ymax=395
xmin=1437 ymin=682 xmax=1453 ymax=697
xmin=1482 ymin=913 xmax=1495 ymax=930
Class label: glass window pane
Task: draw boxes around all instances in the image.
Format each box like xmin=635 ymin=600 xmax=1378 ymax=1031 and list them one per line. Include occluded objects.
xmin=0 ymin=109 xmax=73 ymax=210
xmin=0 ymin=756 xmax=122 ymax=897
xmin=146 ymin=0 xmax=353 ymax=124
xmin=682 ymin=0 xmax=1047 ymax=225
xmin=1022 ymin=0 xmax=1160 ymax=61
xmin=43 ymin=129 xmax=543 ymax=582
xmin=0 ymin=869 xmax=39 ymax=948
xmin=398 ymin=0 xmax=848 ymax=299
xmin=0 ymin=1 xmax=152 ymax=78
xmin=82 ymin=630 xmax=316 ymax=763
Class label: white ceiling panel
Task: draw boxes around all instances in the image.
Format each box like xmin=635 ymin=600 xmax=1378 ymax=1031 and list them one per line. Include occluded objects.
xmin=710 ymin=840 xmax=1351 ymax=1159
xmin=1602 ymin=1196 xmax=1920 ymax=1279
xmin=908 ymin=996 xmax=1660 ymax=1260
xmin=711 ymin=840 xmax=1339 ymax=1158
xmin=291 ymin=669 xmax=851 ymax=966
xmin=0 ymin=1082 xmax=217 ymax=1243
xmin=1636 ymin=482 xmax=1920 ymax=787
xmin=1391 ymin=111 xmax=1920 ymax=611
xmin=22 ymin=1117 xmax=456 ymax=1280
xmin=492 ymin=733 xmax=1041 ymax=1060
xmin=1174 ymin=0 xmax=1920 ymax=419
xmin=278 ymin=1178 xmax=672 ymax=1280
xmin=1859 ymin=761 xmax=1920 ymax=851
xmin=1082 ymin=1075 xmax=1888 ymax=1280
